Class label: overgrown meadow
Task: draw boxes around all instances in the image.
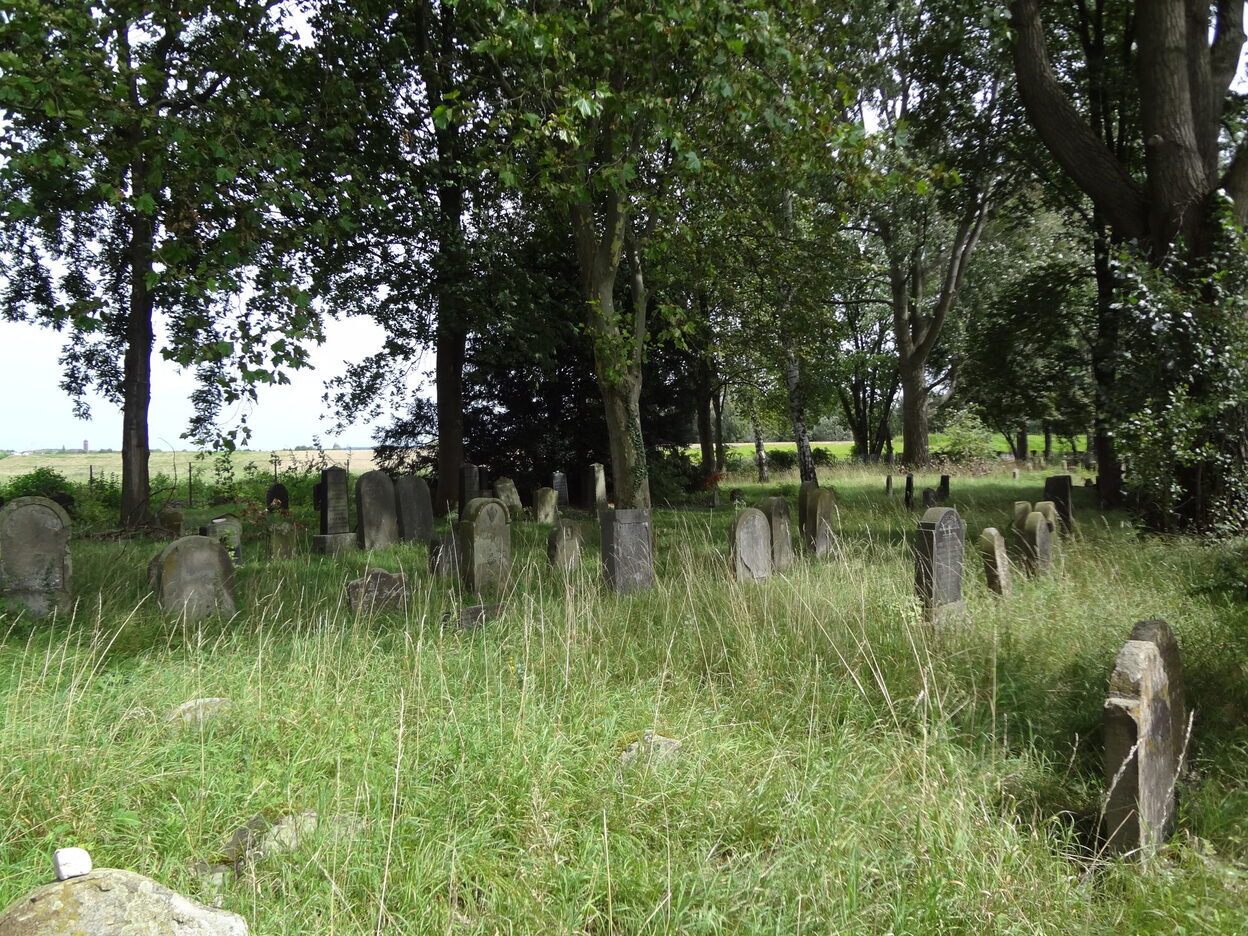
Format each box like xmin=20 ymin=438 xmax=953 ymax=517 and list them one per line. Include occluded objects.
xmin=2 ymin=466 xmax=1247 ymax=934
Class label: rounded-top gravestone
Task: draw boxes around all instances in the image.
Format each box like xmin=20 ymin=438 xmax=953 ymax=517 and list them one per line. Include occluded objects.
xmin=0 ymin=496 xmax=72 ymax=618
xmin=149 ymin=536 xmax=237 ymax=622
xmin=458 ymin=497 xmax=511 ymax=592
xmin=355 ymin=470 xmax=399 ymax=550
xmin=728 ymin=508 xmax=772 ymax=580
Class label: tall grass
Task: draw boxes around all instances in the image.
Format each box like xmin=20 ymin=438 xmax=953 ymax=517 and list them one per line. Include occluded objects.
xmin=2 ymin=466 xmax=1246 ymax=934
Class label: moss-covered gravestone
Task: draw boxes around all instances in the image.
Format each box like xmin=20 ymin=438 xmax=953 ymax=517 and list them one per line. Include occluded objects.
xmin=0 ymin=496 xmax=72 ymax=618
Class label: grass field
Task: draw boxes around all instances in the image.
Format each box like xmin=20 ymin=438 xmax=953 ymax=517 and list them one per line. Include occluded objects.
xmin=2 ymin=465 xmax=1244 ymax=934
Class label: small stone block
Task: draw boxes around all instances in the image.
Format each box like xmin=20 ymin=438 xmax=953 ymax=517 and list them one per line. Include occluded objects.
xmin=53 ymin=847 xmax=92 ymax=880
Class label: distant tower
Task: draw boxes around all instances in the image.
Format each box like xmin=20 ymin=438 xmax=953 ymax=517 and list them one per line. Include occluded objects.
xmin=83 ymin=439 xmax=89 ymax=453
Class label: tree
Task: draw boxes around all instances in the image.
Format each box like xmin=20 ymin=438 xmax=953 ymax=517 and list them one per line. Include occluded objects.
xmin=0 ymin=2 xmax=318 ymax=527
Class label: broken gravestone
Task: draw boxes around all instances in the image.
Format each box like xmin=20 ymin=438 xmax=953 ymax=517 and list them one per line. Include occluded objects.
xmin=977 ymin=527 xmax=1010 ymax=596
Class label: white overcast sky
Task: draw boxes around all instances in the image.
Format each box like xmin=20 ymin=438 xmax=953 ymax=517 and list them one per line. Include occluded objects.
xmin=0 ymin=315 xmax=399 ymax=452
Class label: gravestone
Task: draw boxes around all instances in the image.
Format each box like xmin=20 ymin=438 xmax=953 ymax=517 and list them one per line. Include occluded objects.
xmin=977 ymin=527 xmax=1010 ymax=596
xmin=728 ymin=508 xmax=772 ymax=581
xmin=0 ymin=496 xmax=72 ymax=618
xmin=885 ymin=474 xmax=893 ymax=496
xmin=1034 ymin=500 xmax=1060 ymax=535
xmin=533 ymin=487 xmax=559 ymax=524
xmin=1022 ymin=511 xmax=1052 ymax=575
xmin=756 ymin=496 xmax=795 ymax=572
xmin=601 ymin=508 xmax=654 ymax=594
xmin=149 ymin=536 xmax=236 ymax=621
xmin=265 ymin=482 xmax=290 ymax=511
xmin=1012 ymin=501 xmax=1032 ymax=543
xmin=1042 ymin=475 xmax=1075 ymax=534
xmin=552 ymin=470 xmax=570 ymax=507
xmin=394 ymin=475 xmax=434 ymax=543
xmin=1103 ymin=620 xmax=1187 ymax=854
xmin=797 ymin=481 xmax=820 ymax=550
xmin=429 ymin=531 xmax=459 ymax=577
xmin=206 ymin=514 xmax=243 ymax=563
xmin=267 ymin=521 xmax=299 ymax=559
xmin=347 ymin=568 xmax=408 ymax=614
xmin=312 ymin=480 xmax=324 ymax=512
xmin=937 ymin=475 xmax=951 ymax=501
xmin=459 ymin=463 xmax=481 ymax=516
xmin=904 ymin=474 xmax=915 ymax=509
xmin=314 ymin=466 xmax=354 ymax=554
xmin=915 ymin=506 xmax=966 ymax=624
xmin=1011 ymin=468 xmax=1021 ymax=481
xmin=806 ymin=487 xmax=837 ymax=558
xmin=547 ymin=521 xmax=584 ymax=570
xmin=922 ymin=488 xmax=939 ymax=508
xmin=355 ymin=470 xmax=399 ymax=550
xmin=494 ymin=477 xmax=523 ymax=518
xmin=584 ymin=463 xmax=608 ymax=510
xmin=156 ymin=507 xmax=184 ymax=538
xmin=458 ymin=497 xmax=511 ymax=592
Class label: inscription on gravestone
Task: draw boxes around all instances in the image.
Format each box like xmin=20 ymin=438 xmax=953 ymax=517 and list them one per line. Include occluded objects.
xmin=915 ymin=506 xmax=966 ymax=624
xmin=552 ymin=471 xmax=570 ymax=508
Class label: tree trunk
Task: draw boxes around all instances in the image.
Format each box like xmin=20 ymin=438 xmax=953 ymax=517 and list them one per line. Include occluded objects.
xmin=783 ymin=347 xmax=817 ymax=483
xmin=434 ymin=322 xmax=466 ymax=515
xmin=752 ymin=415 xmax=768 ymax=483
xmin=695 ymin=360 xmax=714 ymax=475
xmin=1090 ymin=226 xmax=1124 ymax=506
xmin=1015 ymin=425 xmax=1028 ymax=461
xmin=121 ymin=216 xmax=154 ymax=529
xmin=1043 ymin=424 xmax=1053 ymax=461
xmin=899 ymin=360 xmax=929 ymax=468
xmin=712 ymin=387 xmax=726 ymax=474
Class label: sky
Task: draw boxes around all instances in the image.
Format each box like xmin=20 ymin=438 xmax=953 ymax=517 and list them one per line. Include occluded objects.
xmin=0 ymin=315 xmax=409 ymax=452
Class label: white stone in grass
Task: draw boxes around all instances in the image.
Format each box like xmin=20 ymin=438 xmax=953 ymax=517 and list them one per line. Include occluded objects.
xmin=168 ymin=697 xmax=233 ymax=727
xmin=52 ymin=847 xmax=91 ymax=880
xmin=619 ymin=732 xmax=682 ymax=768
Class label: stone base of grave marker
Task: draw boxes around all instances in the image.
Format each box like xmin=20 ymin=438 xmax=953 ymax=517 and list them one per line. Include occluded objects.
xmin=313 ymin=532 xmax=356 ymax=555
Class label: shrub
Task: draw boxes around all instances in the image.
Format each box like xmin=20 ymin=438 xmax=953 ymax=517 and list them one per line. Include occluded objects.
xmin=723 ymin=451 xmax=748 ymax=473
xmin=936 ymin=409 xmax=996 ymax=463
xmin=647 ymin=447 xmax=701 ymax=505
xmin=4 ymin=467 xmax=72 ymax=501
xmin=766 ymin=449 xmax=798 ymax=472
xmin=811 ymin=448 xmax=837 ymax=467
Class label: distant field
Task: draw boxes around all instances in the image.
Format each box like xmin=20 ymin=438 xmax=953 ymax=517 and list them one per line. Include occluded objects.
xmin=0 ymin=449 xmax=378 ymax=483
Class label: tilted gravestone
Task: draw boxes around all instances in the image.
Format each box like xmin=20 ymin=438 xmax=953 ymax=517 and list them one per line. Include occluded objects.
xmin=552 ymin=470 xmax=570 ymax=507
xmin=394 ymin=475 xmax=434 ymax=544
xmin=1034 ymin=500 xmax=1060 ymax=536
xmin=977 ymin=527 xmax=1010 ymax=596
xmin=429 ymin=531 xmax=459 ymax=577
xmin=494 ymin=477 xmax=523 ymax=518
xmin=347 ymin=567 xmax=408 ymax=614
xmin=149 ymin=535 xmax=236 ymax=621
xmin=1103 ymin=619 xmax=1187 ymax=855
xmin=1022 ymin=511 xmax=1052 ymax=575
xmin=356 ymin=470 xmax=400 ymax=550
xmin=915 ymin=506 xmax=966 ymax=624
xmin=533 ymin=487 xmax=559 ymax=524
xmin=458 ymin=497 xmax=511 ymax=592
xmin=206 ymin=514 xmax=243 ymax=563
xmin=922 ymin=488 xmax=939 ymax=509
xmin=806 ymin=487 xmax=838 ymax=558
xmin=583 ymin=463 xmax=608 ymax=510
xmin=314 ymin=466 xmax=354 ymax=555
xmin=0 ymin=496 xmax=72 ymax=618
xmin=756 ymin=496 xmax=795 ymax=572
xmin=937 ymin=475 xmax=951 ymax=502
xmin=904 ymin=473 xmax=915 ymax=509
xmin=601 ymin=508 xmax=654 ymax=594
xmin=547 ymin=520 xmax=584 ymax=570
xmin=265 ymin=482 xmax=290 ymax=511
xmin=797 ymin=481 xmax=820 ymax=551
xmin=728 ymin=507 xmax=772 ymax=581
xmin=1042 ymin=475 xmax=1075 ymax=534
xmin=1012 ymin=500 xmax=1032 ymax=545
xmin=459 ymin=463 xmax=481 ymax=516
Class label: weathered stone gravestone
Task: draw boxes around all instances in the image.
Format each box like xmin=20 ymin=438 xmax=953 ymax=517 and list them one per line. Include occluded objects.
xmin=1021 ymin=511 xmax=1052 ymax=575
xmin=547 ymin=520 xmax=584 ymax=570
xmin=429 ymin=531 xmax=459 ymax=577
xmin=149 ymin=536 xmax=236 ymax=621
xmin=885 ymin=474 xmax=893 ymax=496
xmin=206 ymin=514 xmax=243 ymax=563
xmin=552 ymin=470 xmax=570 ymax=507
xmin=797 ymin=481 xmax=820 ymax=550
xmin=904 ymin=473 xmax=915 ymax=509
xmin=156 ymin=507 xmax=183 ymax=538
xmin=459 ymin=463 xmax=481 ymax=515
xmin=922 ymin=488 xmax=939 ymax=509
xmin=1042 ymin=475 xmax=1075 ymax=534
xmin=806 ymin=487 xmax=838 ymax=558
xmin=267 ymin=521 xmax=300 ymax=559
xmin=915 ymin=506 xmax=966 ymax=624
xmin=346 ymin=568 xmax=408 ymax=614
xmin=265 ymin=482 xmax=290 ymax=511
xmin=458 ymin=497 xmax=511 ymax=592
xmin=584 ymin=463 xmax=608 ymax=510
xmin=1012 ymin=500 xmax=1032 ymax=540
xmin=601 ymin=508 xmax=654 ymax=594
xmin=394 ymin=475 xmax=434 ymax=544
xmin=977 ymin=527 xmax=1010 ymax=596
xmin=937 ymin=475 xmax=951 ymax=502
xmin=1011 ymin=468 xmax=1021 ymax=481
xmin=314 ymin=466 xmax=354 ymax=555
xmin=355 ymin=470 xmax=399 ymax=550
xmin=533 ymin=487 xmax=559 ymax=524
xmin=728 ymin=508 xmax=772 ymax=580
xmin=0 ymin=496 xmax=72 ymax=618
xmin=494 ymin=477 xmax=523 ymax=518
xmin=1103 ymin=619 xmax=1187 ymax=855
xmin=1034 ymin=500 xmax=1060 ymax=536
xmin=756 ymin=496 xmax=795 ymax=572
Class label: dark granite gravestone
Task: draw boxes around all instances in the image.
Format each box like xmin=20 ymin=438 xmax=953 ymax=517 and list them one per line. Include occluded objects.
xmin=458 ymin=497 xmax=511 ymax=592
xmin=1103 ymin=620 xmax=1187 ymax=855
xmin=756 ymin=496 xmax=795 ymax=572
xmin=904 ymin=474 xmax=915 ymax=509
xmin=355 ymin=470 xmax=400 ymax=550
xmin=149 ymin=536 xmax=236 ymax=621
xmin=314 ymin=467 xmax=354 ymax=555
xmin=552 ymin=471 xmax=570 ymax=508
xmin=394 ymin=475 xmax=434 ymax=543
xmin=459 ymin=463 xmax=481 ymax=516
xmin=0 ymin=496 xmax=72 ymax=618
xmin=915 ymin=506 xmax=966 ymax=624
xmin=533 ymin=487 xmax=559 ymax=524
xmin=885 ymin=474 xmax=893 ymax=496
xmin=797 ymin=481 xmax=820 ymax=551
xmin=728 ymin=508 xmax=771 ymax=580
xmin=977 ymin=527 xmax=1010 ymax=596
xmin=1042 ymin=475 xmax=1075 ymax=534
xmin=937 ymin=475 xmax=951 ymax=502
xmin=600 ymin=508 xmax=654 ymax=594
xmin=547 ymin=520 xmax=584 ymax=570
xmin=1022 ymin=511 xmax=1051 ymax=575
xmin=265 ymin=482 xmax=290 ymax=512
xmin=807 ymin=488 xmax=838 ymax=558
